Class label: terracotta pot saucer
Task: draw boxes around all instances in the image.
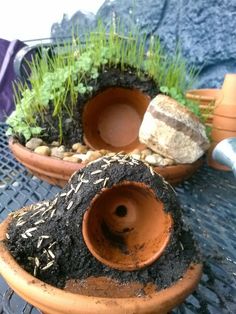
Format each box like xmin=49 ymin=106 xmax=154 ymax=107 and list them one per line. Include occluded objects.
xmin=0 ymin=211 xmax=202 ymax=314
xmin=9 ymin=138 xmax=204 ymax=187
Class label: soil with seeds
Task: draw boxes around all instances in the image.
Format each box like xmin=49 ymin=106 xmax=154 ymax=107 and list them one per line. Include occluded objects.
xmin=6 ymin=155 xmax=200 ymax=291
xmin=18 ymin=65 xmax=159 ymax=147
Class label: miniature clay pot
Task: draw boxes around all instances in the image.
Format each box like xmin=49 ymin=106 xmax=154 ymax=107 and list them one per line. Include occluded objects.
xmin=185 ymin=89 xmax=220 ymax=126
xmin=220 ymin=73 xmax=236 ymax=105
xmin=208 ymin=74 xmax=236 ymax=170
xmin=83 ymin=87 xmax=149 ymax=152
xmin=0 ymin=210 xmax=202 ymax=314
xmin=82 ymin=181 xmax=173 ymax=271
xmin=9 ymin=138 xmax=204 ymax=187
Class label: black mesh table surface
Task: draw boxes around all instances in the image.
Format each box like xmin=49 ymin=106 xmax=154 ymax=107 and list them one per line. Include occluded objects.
xmin=0 ymin=123 xmax=235 ymax=314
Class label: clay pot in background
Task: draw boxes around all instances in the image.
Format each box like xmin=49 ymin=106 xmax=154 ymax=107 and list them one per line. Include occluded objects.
xmin=82 ymin=181 xmax=173 ymax=271
xmin=208 ymin=74 xmax=236 ymax=170
xmin=83 ymin=87 xmax=149 ymax=152
xmin=0 ymin=210 xmax=202 ymax=314
xmin=185 ymin=89 xmax=220 ymax=127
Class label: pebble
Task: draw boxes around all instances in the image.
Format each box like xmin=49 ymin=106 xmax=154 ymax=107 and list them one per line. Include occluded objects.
xmin=63 ymin=152 xmax=74 ymax=157
xmin=51 ymin=146 xmax=65 ymax=159
xmin=72 ymin=143 xmax=88 ymax=153
xmin=51 ymin=141 xmax=60 ymax=147
xmin=26 ymin=138 xmax=43 ymax=150
xmin=63 ymin=156 xmax=81 ymax=163
xmin=85 ymin=151 xmax=102 ymax=162
xmin=34 ymin=146 xmax=51 ymax=156
xmin=27 ymin=140 xmax=175 ymax=167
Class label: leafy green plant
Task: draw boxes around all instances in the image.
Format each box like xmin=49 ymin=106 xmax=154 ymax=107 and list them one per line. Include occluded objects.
xmin=7 ymin=23 xmax=199 ymax=142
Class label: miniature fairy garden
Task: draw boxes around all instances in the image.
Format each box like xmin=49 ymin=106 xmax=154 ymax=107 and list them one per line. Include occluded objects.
xmin=6 ymin=24 xmax=210 ymax=185
xmin=4 ymin=154 xmax=202 ymax=301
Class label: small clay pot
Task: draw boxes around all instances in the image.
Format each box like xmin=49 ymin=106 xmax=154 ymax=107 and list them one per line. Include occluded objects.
xmin=82 ymin=181 xmax=173 ymax=271
xmin=83 ymin=87 xmax=149 ymax=152
xmin=185 ymin=89 xmax=220 ymax=126
xmin=0 ymin=210 xmax=203 ymax=314
xmin=220 ymin=73 xmax=236 ymax=105
xmin=208 ymin=74 xmax=236 ymax=170
xmin=9 ymin=139 xmax=203 ymax=187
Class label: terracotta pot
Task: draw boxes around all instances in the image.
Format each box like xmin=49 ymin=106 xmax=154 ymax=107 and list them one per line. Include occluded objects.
xmin=220 ymin=73 xmax=236 ymax=105
xmin=211 ymin=128 xmax=236 ymax=143
xmin=208 ymin=74 xmax=236 ymax=169
xmin=0 ymin=211 xmax=202 ymax=314
xmin=83 ymin=87 xmax=149 ymax=152
xmin=207 ymin=141 xmax=231 ymax=171
xmin=185 ymin=89 xmax=220 ymax=127
xmin=9 ymin=139 xmax=204 ymax=187
xmin=82 ymin=181 xmax=173 ymax=271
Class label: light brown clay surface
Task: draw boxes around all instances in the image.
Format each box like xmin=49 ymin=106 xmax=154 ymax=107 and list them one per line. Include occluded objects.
xmin=82 ymin=181 xmax=173 ymax=270
xmin=212 ymin=114 xmax=236 ymax=131
xmin=83 ymin=87 xmax=149 ymax=152
xmin=211 ymin=127 xmax=236 ymax=143
xmin=64 ymin=276 xmax=157 ymax=297
xmin=0 ymin=211 xmax=202 ymax=314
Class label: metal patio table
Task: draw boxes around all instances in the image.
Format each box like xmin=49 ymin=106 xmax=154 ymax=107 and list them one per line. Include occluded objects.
xmin=0 ymin=123 xmax=235 ymax=314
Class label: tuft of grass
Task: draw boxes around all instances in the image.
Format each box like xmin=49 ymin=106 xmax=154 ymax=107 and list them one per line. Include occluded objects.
xmin=7 ymin=23 xmax=198 ymax=142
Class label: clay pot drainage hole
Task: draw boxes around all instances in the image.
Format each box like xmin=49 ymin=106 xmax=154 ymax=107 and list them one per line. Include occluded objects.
xmin=82 ymin=87 xmax=150 ymax=152
xmin=82 ymin=181 xmax=173 ymax=271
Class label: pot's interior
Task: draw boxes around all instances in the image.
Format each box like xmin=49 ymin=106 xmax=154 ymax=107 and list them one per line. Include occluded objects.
xmin=82 ymin=181 xmax=172 ymax=271
xmin=82 ymin=87 xmax=150 ymax=152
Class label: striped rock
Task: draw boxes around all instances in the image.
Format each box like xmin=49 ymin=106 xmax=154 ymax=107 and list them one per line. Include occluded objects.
xmin=139 ymin=95 xmax=210 ymax=164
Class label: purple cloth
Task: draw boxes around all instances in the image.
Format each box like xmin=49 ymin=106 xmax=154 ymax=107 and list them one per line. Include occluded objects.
xmin=0 ymin=39 xmax=26 ymax=121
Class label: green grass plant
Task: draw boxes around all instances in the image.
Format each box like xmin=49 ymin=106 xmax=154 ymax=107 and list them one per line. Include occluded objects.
xmin=7 ymin=23 xmax=198 ymax=142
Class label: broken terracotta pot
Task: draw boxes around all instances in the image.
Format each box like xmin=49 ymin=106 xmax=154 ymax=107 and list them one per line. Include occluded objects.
xmin=9 ymin=138 xmax=203 ymax=187
xmin=82 ymin=181 xmax=173 ymax=270
xmin=0 ymin=220 xmax=202 ymax=314
xmin=83 ymin=87 xmax=149 ymax=152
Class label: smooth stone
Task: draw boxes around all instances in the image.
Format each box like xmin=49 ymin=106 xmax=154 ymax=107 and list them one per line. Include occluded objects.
xmin=130 ymin=153 xmax=141 ymax=160
xmin=85 ymin=151 xmax=102 ymax=162
xmin=63 ymin=152 xmax=74 ymax=157
xmin=26 ymin=138 xmax=43 ymax=150
xmin=139 ymin=95 xmax=210 ymax=164
xmin=51 ymin=147 xmax=64 ymax=159
xmin=72 ymin=143 xmax=87 ymax=153
xmin=72 ymin=153 xmax=87 ymax=161
xmin=34 ymin=146 xmax=51 ymax=156
xmin=51 ymin=141 xmax=60 ymax=147
xmin=63 ymin=156 xmax=81 ymax=163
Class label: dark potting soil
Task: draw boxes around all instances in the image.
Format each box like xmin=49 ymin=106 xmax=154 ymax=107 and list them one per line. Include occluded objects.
xmin=6 ymin=155 xmax=200 ymax=290
xmin=30 ymin=65 xmax=159 ymax=147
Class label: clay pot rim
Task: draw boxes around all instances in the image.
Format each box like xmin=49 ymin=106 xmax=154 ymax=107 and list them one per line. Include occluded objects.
xmin=82 ymin=181 xmax=173 ymax=271
xmin=0 ymin=209 xmax=202 ymax=314
xmin=9 ymin=137 xmax=203 ymax=170
xmin=186 ymin=89 xmax=220 ymax=101
xmin=9 ymin=138 xmax=204 ymax=187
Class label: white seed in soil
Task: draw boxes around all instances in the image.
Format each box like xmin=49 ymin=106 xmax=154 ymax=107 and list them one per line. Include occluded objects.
xmin=93 ymin=178 xmax=104 ymax=185
xmin=48 ymin=250 xmax=55 ymax=259
xmin=34 ymin=219 xmax=45 ymax=225
xmin=103 ymin=177 xmax=109 ymax=187
xmin=6 ymin=233 xmax=10 ymax=239
xmin=21 ymin=234 xmax=28 ymax=239
xmin=75 ymin=181 xmax=82 ymax=193
xmin=35 ymin=257 xmax=40 ymax=267
xmin=41 ymin=261 xmax=54 ymax=271
xmin=67 ymin=200 xmax=74 ymax=210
